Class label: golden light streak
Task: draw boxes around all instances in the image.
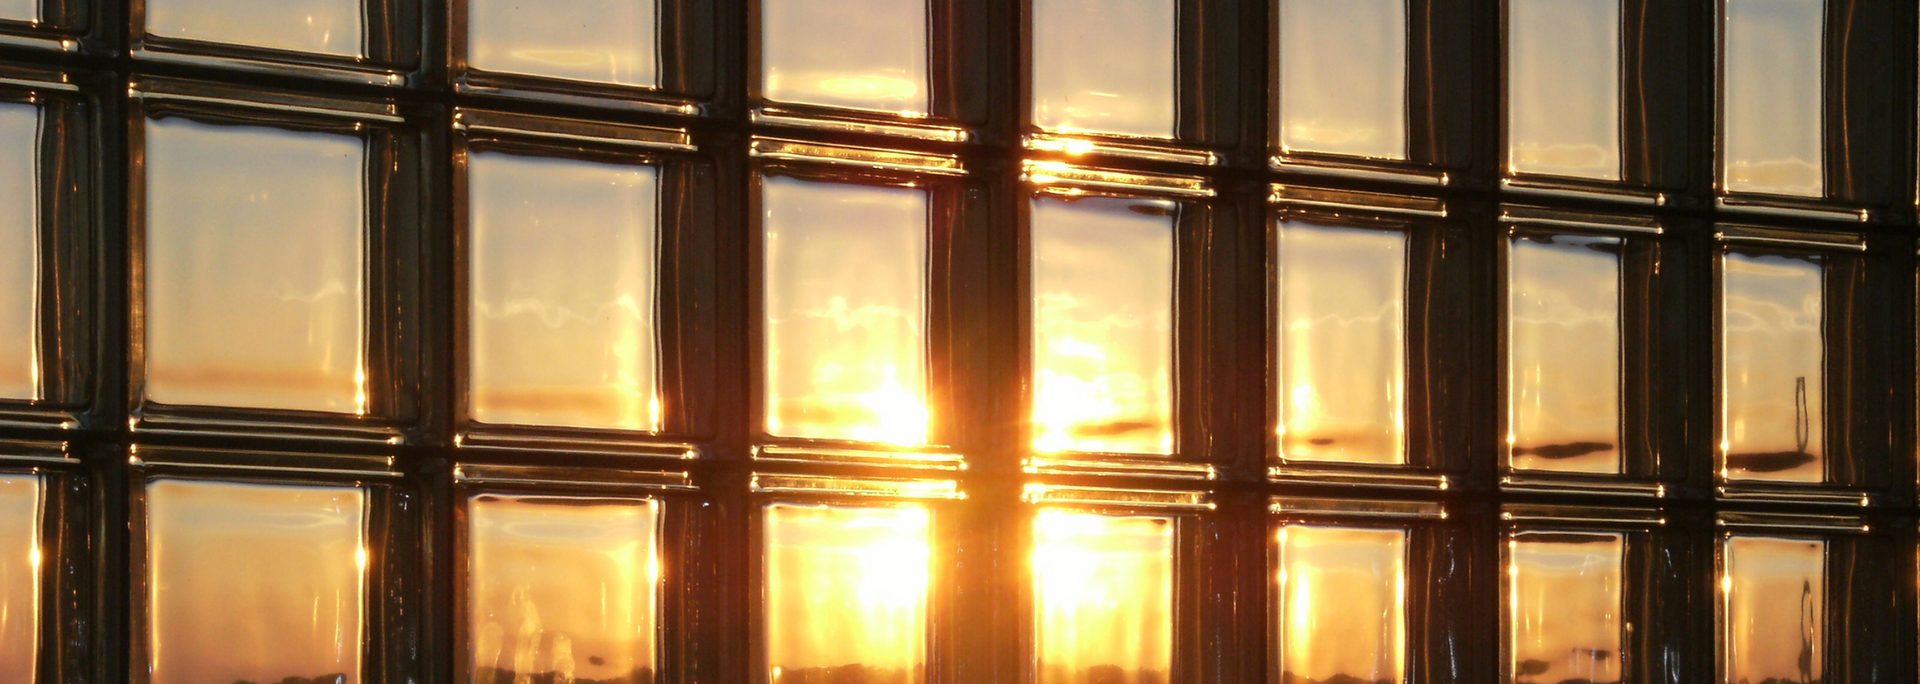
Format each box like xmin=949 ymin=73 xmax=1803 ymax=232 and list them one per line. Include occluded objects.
xmin=1032 ymin=511 xmax=1173 ymax=684
xmin=765 ymin=504 xmax=930 ymax=682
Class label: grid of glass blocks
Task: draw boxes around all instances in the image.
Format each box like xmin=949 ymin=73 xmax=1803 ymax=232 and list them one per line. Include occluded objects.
xmin=0 ymin=1 xmax=1917 ymax=683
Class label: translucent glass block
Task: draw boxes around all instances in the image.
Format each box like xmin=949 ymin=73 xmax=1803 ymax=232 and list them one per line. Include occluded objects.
xmin=0 ymin=0 xmax=35 ymax=23
xmin=762 ymin=177 xmax=929 ymax=445
xmin=468 ymin=152 xmax=660 ymax=431
xmin=1508 ymin=532 xmax=1624 ymax=684
xmin=1722 ymin=0 xmax=1823 ymax=196
xmin=146 ymin=0 xmax=365 ymax=57
xmin=1276 ymin=221 xmax=1406 ymax=465
xmin=467 ymin=0 xmax=657 ymax=86
xmin=1032 ymin=511 xmax=1173 ymax=684
xmin=468 ymin=494 xmax=659 ymax=684
xmin=1508 ymin=0 xmax=1622 ymax=179
xmin=1031 ymin=196 xmax=1175 ymax=456
xmin=0 ymin=103 xmax=35 ymax=401
xmin=146 ymin=479 xmax=366 ymax=684
xmin=0 ymin=475 xmax=40 ymax=683
xmin=1508 ymin=234 xmax=1622 ymax=474
xmin=1275 ymin=525 xmax=1406 ymax=684
xmin=1277 ymin=0 xmax=1407 ymax=159
xmin=1722 ymin=535 xmax=1825 ymax=684
xmin=144 ymin=118 xmax=366 ymax=414
xmin=764 ymin=503 xmax=929 ymax=684
xmin=1721 ymin=252 xmax=1824 ymax=483
xmin=762 ymin=0 xmax=927 ymax=115
xmin=1031 ymin=0 xmax=1176 ymax=138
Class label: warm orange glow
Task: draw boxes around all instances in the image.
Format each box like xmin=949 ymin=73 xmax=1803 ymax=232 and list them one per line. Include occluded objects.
xmin=765 ymin=503 xmax=930 ymax=683
xmin=0 ymin=474 xmax=38 ymax=683
xmin=1275 ymin=524 xmax=1406 ymax=684
xmin=1032 ymin=511 xmax=1173 ymax=684
xmin=1276 ymin=221 xmax=1407 ymax=465
xmin=1508 ymin=533 xmax=1623 ymax=684
xmin=1722 ymin=535 xmax=1825 ymax=684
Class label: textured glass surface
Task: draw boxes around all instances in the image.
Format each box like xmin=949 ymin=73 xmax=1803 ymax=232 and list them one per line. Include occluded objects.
xmin=1031 ymin=0 xmax=1176 ymax=138
xmin=468 ymin=152 xmax=660 ymax=431
xmin=468 ymin=0 xmax=657 ymax=86
xmin=1509 ymin=532 xmax=1624 ymax=684
xmin=763 ymin=177 xmax=929 ymax=445
xmin=1277 ymin=221 xmax=1406 ymax=465
xmin=1508 ymin=0 xmax=1621 ymax=179
xmin=1722 ymin=536 xmax=1825 ymax=684
xmin=1276 ymin=525 xmax=1407 ymax=684
xmin=468 ymin=494 xmax=659 ymax=684
xmin=1033 ymin=511 xmax=1173 ymax=684
xmin=146 ymin=0 xmax=364 ymax=56
xmin=0 ymin=475 xmax=40 ymax=683
xmin=1277 ymin=0 xmax=1407 ymax=159
xmin=1722 ymin=0 xmax=1823 ymax=196
xmin=762 ymin=0 xmax=927 ymax=114
xmin=144 ymin=118 xmax=366 ymax=414
xmin=1031 ymin=196 xmax=1175 ymax=455
xmin=1508 ymin=234 xmax=1622 ymax=474
xmin=764 ymin=503 xmax=929 ymax=684
xmin=1721 ymin=252 xmax=1823 ymax=483
xmin=0 ymin=103 xmax=35 ymax=400
xmin=0 ymin=0 xmax=35 ymax=23
xmin=146 ymin=479 xmax=366 ymax=684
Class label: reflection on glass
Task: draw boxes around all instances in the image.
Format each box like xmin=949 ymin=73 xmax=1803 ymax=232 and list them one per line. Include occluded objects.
xmin=0 ymin=103 xmax=35 ymax=400
xmin=469 ymin=152 xmax=660 ymax=431
xmin=146 ymin=0 xmax=363 ymax=56
xmin=764 ymin=503 xmax=929 ymax=684
xmin=1722 ymin=0 xmax=1824 ymax=196
xmin=1031 ymin=0 xmax=1176 ymax=138
xmin=146 ymin=479 xmax=366 ymax=684
xmin=1721 ymin=252 xmax=1824 ymax=483
xmin=1277 ymin=221 xmax=1406 ymax=465
xmin=144 ymin=118 xmax=365 ymax=414
xmin=1509 ymin=532 xmax=1624 ymax=684
xmin=1508 ymin=234 xmax=1622 ymax=474
xmin=468 ymin=0 xmax=657 ymax=86
xmin=762 ymin=0 xmax=927 ymax=114
xmin=0 ymin=475 xmax=40 ymax=683
xmin=0 ymin=0 xmax=34 ymax=22
xmin=1033 ymin=511 xmax=1172 ymax=684
xmin=468 ymin=494 xmax=659 ymax=684
xmin=1275 ymin=525 xmax=1406 ymax=684
xmin=1508 ymin=0 xmax=1621 ymax=179
xmin=1277 ymin=0 xmax=1406 ymax=159
xmin=1722 ymin=535 xmax=1825 ymax=684
xmin=1031 ymin=196 xmax=1175 ymax=455
xmin=763 ymin=177 xmax=928 ymax=445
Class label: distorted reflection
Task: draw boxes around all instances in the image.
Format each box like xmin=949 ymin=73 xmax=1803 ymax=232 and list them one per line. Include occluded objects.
xmin=1722 ymin=0 xmax=1823 ymax=196
xmin=1031 ymin=196 xmax=1175 ymax=455
xmin=1277 ymin=221 xmax=1406 ymax=465
xmin=146 ymin=0 xmax=363 ymax=56
xmin=468 ymin=0 xmax=657 ymax=86
xmin=0 ymin=104 xmax=35 ymax=400
xmin=146 ymin=479 xmax=366 ymax=684
xmin=0 ymin=475 xmax=40 ymax=683
xmin=1721 ymin=252 xmax=1824 ymax=483
xmin=1031 ymin=0 xmax=1176 ymax=138
xmin=764 ymin=503 xmax=930 ymax=684
xmin=468 ymin=152 xmax=660 ymax=431
xmin=1722 ymin=535 xmax=1824 ymax=684
xmin=1508 ymin=234 xmax=1622 ymax=474
xmin=1276 ymin=525 xmax=1406 ymax=684
xmin=1277 ymin=0 xmax=1406 ymax=159
xmin=763 ymin=177 xmax=929 ymax=445
xmin=468 ymin=495 xmax=659 ymax=684
xmin=1033 ymin=511 xmax=1173 ymax=684
xmin=144 ymin=118 xmax=366 ymax=414
xmin=762 ymin=0 xmax=927 ymax=114
xmin=1508 ymin=0 xmax=1621 ymax=179
xmin=1509 ymin=532 xmax=1624 ymax=684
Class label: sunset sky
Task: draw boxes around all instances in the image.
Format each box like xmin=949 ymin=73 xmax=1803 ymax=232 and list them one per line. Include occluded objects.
xmin=1507 ymin=0 xmax=1620 ymax=178
xmin=764 ymin=503 xmax=930 ymax=673
xmin=1278 ymin=220 xmax=1407 ymax=465
xmin=1723 ymin=536 xmax=1825 ymax=684
xmin=1721 ymin=252 xmax=1824 ymax=481
xmin=1034 ymin=511 xmax=1174 ymax=680
xmin=1722 ymin=0 xmax=1824 ymax=196
xmin=146 ymin=479 xmax=366 ymax=684
xmin=1276 ymin=525 xmax=1407 ymax=684
xmin=467 ymin=0 xmax=656 ymax=86
xmin=1509 ymin=234 xmax=1622 ymax=474
xmin=1278 ymin=0 xmax=1406 ymax=159
xmin=1510 ymin=533 xmax=1624 ymax=684
xmin=0 ymin=102 xmax=34 ymax=400
xmin=1031 ymin=0 xmax=1175 ymax=138
xmin=144 ymin=117 xmax=366 ymax=414
xmin=0 ymin=474 xmax=39 ymax=683
xmin=762 ymin=0 xmax=926 ymax=113
xmin=468 ymin=151 xmax=660 ymax=431
xmin=145 ymin=0 xmax=361 ymax=56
